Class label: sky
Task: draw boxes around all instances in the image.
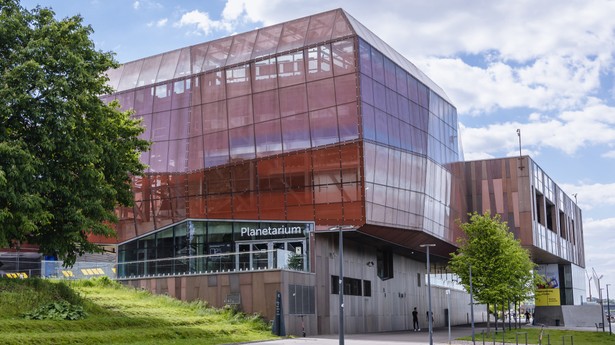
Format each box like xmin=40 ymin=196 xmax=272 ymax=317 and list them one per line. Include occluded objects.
xmin=19 ymin=0 xmax=615 ymax=299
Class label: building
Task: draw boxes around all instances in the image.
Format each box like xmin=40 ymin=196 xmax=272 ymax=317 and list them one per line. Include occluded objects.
xmin=458 ymin=156 xmax=587 ymax=325
xmin=1 ymin=8 xmax=585 ymax=335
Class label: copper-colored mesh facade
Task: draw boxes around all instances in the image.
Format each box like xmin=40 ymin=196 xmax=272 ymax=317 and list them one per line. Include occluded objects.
xmin=455 ymin=156 xmax=584 ymax=267
xmin=103 ymin=9 xmax=463 ymax=253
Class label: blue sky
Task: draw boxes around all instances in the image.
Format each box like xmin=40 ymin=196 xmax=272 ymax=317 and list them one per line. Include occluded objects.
xmin=20 ymin=0 xmax=615 ymax=297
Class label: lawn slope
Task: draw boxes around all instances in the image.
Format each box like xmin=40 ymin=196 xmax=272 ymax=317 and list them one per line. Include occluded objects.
xmin=0 ymin=277 xmax=278 ymax=345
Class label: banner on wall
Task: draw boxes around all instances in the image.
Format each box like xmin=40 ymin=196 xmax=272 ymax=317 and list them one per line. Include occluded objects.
xmin=535 ymin=264 xmax=561 ymax=306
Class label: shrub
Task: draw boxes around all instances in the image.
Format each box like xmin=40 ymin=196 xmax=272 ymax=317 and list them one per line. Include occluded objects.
xmin=23 ymin=301 xmax=87 ymax=320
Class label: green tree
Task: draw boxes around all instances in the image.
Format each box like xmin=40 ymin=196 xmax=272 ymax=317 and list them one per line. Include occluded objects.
xmin=449 ymin=212 xmax=538 ymax=332
xmin=0 ymin=0 xmax=149 ymax=265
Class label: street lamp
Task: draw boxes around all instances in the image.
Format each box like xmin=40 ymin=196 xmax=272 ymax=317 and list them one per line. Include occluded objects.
xmin=420 ymin=243 xmax=436 ymax=345
xmin=329 ymin=225 xmax=355 ymax=345
xmin=607 ymin=284 xmax=612 ymax=335
xmin=469 ymin=264 xmax=475 ymax=344
xmin=446 ymin=289 xmax=451 ymax=345
xmin=594 ymin=268 xmax=605 ymax=332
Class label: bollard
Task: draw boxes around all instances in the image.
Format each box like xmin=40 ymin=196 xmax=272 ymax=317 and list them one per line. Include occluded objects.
xmin=481 ymin=330 xmax=485 ymax=345
xmin=561 ymin=335 xmax=573 ymax=345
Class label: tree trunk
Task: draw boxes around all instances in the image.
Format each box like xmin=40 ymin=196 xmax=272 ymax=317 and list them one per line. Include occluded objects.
xmin=487 ymin=303 xmax=491 ymax=333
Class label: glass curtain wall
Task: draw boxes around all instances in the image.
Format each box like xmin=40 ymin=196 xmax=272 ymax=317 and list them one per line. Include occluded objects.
xmin=118 ymin=220 xmax=311 ymax=278
xmin=358 ymin=38 xmax=460 ymax=239
xmin=103 ymin=17 xmax=364 ymax=240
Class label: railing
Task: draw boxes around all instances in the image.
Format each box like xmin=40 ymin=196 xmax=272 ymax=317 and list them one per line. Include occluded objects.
xmin=117 ymin=249 xmax=307 ymax=279
xmin=40 ymin=261 xmax=117 ymax=279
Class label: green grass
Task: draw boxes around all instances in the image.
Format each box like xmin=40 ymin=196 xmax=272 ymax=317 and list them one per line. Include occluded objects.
xmin=0 ymin=277 xmax=279 ymax=345
xmin=460 ymin=326 xmax=615 ymax=345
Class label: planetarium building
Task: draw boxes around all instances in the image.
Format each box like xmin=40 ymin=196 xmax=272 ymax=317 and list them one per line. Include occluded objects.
xmin=95 ymin=8 xmax=586 ymax=335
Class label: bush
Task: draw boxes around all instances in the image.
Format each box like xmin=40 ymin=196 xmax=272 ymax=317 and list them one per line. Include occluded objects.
xmin=23 ymin=301 xmax=87 ymax=320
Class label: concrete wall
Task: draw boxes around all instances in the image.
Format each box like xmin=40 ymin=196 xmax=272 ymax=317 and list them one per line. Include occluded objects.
xmin=121 ymin=270 xmax=318 ymax=337
xmin=314 ymin=235 xmax=487 ymax=335
xmin=535 ymin=304 xmax=602 ymax=327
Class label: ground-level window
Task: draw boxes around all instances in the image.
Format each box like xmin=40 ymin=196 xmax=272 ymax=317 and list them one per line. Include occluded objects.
xmin=331 ymin=275 xmax=370 ymax=297
xmin=377 ymin=249 xmax=394 ymax=280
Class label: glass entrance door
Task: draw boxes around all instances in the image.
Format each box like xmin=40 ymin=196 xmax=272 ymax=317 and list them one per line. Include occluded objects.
xmin=235 ymin=239 xmax=307 ymax=271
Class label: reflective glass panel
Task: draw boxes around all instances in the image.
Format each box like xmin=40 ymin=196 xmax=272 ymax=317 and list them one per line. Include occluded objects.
xmin=306 ymin=45 xmax=332 ymax=81
xmin=278 ymin=51 xmax=305 ymax=87
xmin=136 ymin=56 xmax=161 ymax=88
xmin=255 ymin=119 xmax=283 ymax=157
xmin=277 ymin=17 xmax=309 ymax=53
xmin=202 ymin=100 xmax=227 ymax=134
xmin=174 ymin=48 xmax=192 ymax=79
xmin=202 ymin=37 xmax=232 ymax=71
xmin=227 ymin=31 xmax=257 ymax=66
xmin=156 ymin=50 xmax=181 ymax=83
xmin=191 ymin=43 xmax=209 ymax=74
xmin=282 ymin=112 xmax=310 ymax=152
xmin=226 ymin=64 xmax=252 ymax=98
xmin=229 ymin=125 xmax=256 ymax=161
xmin=309 ymin=106 xmax=338 ymax=147
xmin=279 ymin=84 xmax=307 ymax=117
xmin=307 ymin=78 xmax=335 ymax=110
xmin=252 ymin=58 xmax=278 ymax=92
xmin=253 ymin=90 xmax=280 ymax=123
xmin=118 ymin=60 xmax=143 ymax=92
xmin=332 ymin=38 xmax=356 ymax=76
xmin=305 ymin=11 xmax=335 ymax=46
xmin=252 ymin=24 xmax=283 ymax=60
xmin=227 ymin=95 xmax=253 ymax=129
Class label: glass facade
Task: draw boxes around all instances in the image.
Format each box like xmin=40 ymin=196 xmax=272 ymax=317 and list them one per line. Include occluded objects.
xmin=358 ymin=38 xmax=460 ymax=239
xmin=106 ymin=8 xmax=463 ymax=274
xmin=117 ymin=220 xmax=311 ymax=278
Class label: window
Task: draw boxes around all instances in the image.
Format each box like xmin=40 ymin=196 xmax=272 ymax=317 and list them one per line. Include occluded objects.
xmin=331 ymin=276 xmax=366 ymax=296
xmin=363 ymin=280 xmax=371 ymax=297
xmin=417 ymin=273 xmax=421 ymax=287
xmin=377 ymin=249 xmax=394 ymax=280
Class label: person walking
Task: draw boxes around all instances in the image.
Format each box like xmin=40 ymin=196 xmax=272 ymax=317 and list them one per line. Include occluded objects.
xmin=412 ymin=307 xmax=420 ymax=331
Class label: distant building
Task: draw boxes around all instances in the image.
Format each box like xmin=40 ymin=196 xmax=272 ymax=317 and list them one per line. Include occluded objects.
xmin=1 ymin=8 xmax=585 ymax=334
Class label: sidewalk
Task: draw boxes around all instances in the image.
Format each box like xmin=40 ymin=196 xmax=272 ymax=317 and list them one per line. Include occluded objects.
xmin=248 ymin=325 xmax=487 ymax=345
xmin=248 ymin=323 xmax=603 ymax=345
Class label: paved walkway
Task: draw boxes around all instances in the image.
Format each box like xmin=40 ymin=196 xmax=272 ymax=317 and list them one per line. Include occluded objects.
xmin=248 ymin=324 xmax=602 ymax=345
xmin=250 ymin=325 xmax=490 ymax=345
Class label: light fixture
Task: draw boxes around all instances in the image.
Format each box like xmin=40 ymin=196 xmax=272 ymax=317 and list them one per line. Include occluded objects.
xmin=328 ymin=225 xmax=356 ymax=345
xmin=366 ymin=261 xmax=374 ymax=267
xmin=420 ymin=243 xmax=436 ymax=345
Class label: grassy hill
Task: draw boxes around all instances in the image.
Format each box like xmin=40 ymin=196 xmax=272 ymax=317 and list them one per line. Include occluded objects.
xmin=0 ymin=277 xmax=278 ymax=345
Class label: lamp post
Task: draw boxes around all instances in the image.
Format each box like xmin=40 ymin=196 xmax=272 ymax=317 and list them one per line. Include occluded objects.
xmin=594 ymin=268 xmax=605 ymax=332
xmin=420 ymin=243 xmax=436 ymax=345
xmin=446 ymin=289 xmax=451 ymax=344
xmin=469 ymin=264 xmax=475 ymax=344
xmin=329 ymin=225 xmax=355 ymax=345
xmin=601 ymin=287 xmax=606 ymax=332
xmin=607 ymin=284 xmax=612 ymax=335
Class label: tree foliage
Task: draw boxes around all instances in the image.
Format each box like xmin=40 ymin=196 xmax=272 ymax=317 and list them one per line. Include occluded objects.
xmin=449 ymin=212 xmax=538 ymax=309
xmin=0 ymin=0 xmax=149 ymax=265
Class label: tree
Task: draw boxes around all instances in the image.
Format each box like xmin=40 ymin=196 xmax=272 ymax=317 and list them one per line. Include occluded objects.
xmin=0 ymin=0 xmax=149 ymax=265
xmin=449 ymin=212 xmax=538 ymax=332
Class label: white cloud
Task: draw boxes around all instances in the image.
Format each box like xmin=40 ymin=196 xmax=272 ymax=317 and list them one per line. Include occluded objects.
xmin=582 ymin=217 xmax=615 ymax=294
xmin=603 ymin=151 xmax=615 ymax=158
xmin=175 ymin=10 xmax=230 ymax=36
xmin=559 ymin=182 xmax=615 ymax=211
xmin=132 ymin=0 xmax=162 ymax=10
xmin=147 ymin=18 xmax=168 ymax=28
xmin=460 ymin=102 xmax=615 ymax=158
